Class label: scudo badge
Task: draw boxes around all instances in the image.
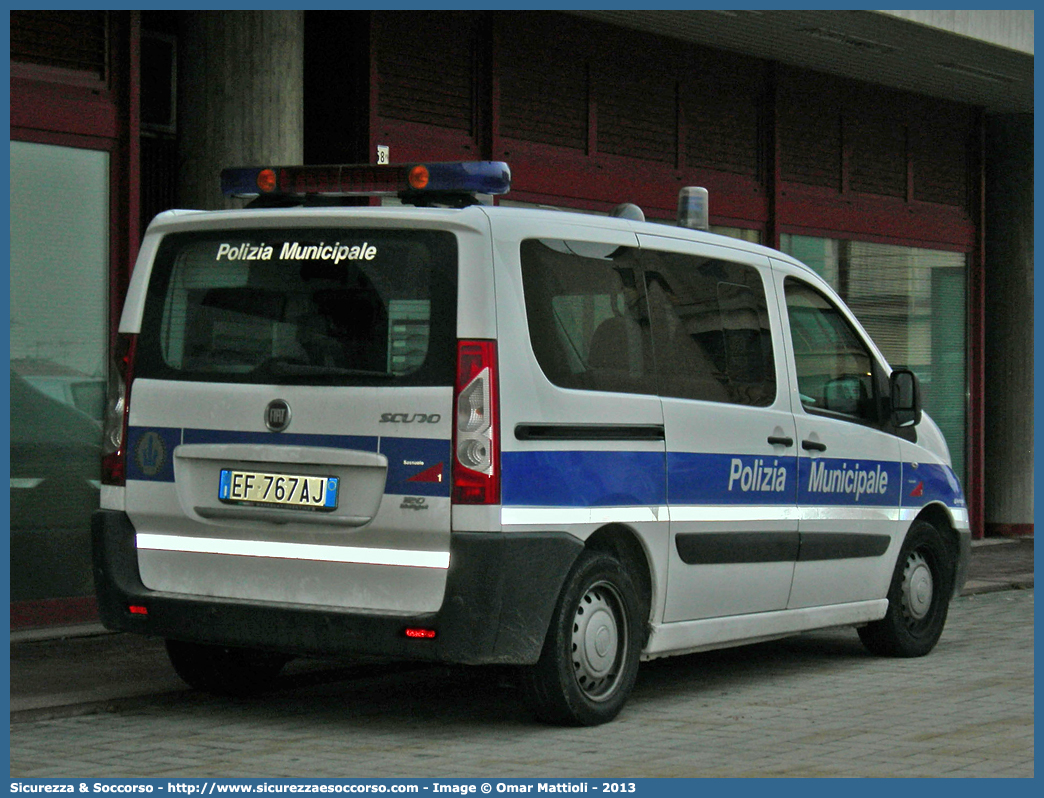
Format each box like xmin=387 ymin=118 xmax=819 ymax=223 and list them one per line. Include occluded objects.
xmin=265 ymin=399 xmax=292 ymax=432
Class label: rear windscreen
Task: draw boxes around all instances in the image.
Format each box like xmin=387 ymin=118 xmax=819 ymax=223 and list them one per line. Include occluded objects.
xmin=136 ymin=228 xmax=457 ymax=386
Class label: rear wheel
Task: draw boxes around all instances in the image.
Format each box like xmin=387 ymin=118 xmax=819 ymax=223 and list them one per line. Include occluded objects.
xmin=521 ymin=551 xmax=641 ymax=726
xmin=165 ymin=639 xmax=290 ymax=697
xmin=858 ymin=520 xmax=954 ymax=657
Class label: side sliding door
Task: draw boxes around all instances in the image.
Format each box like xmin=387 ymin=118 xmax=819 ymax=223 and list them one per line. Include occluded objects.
xmin=639 ymin=238 xmax=798 ymax=622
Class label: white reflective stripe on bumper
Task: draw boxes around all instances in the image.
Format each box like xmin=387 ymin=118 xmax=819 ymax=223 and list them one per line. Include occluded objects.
xmin=135 ymin=533 xmax=450 ymax=569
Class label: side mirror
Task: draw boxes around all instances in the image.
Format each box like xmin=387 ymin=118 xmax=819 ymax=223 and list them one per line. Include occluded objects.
xmin=890 ymin=368 xmax=922 ymax=427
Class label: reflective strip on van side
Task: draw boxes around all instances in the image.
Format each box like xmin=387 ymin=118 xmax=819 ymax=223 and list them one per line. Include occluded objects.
xmin=136 ymin=533 xmax=450 ymax=569
xmin=501 ymin=506 xmax=669 ymax=526
xmin=501 ymin=504 xmax=900 ymax=526
xmin=899 ymin=506 xmax=970 ymax=527
xmin=669 ymin=505 xmax=901 ymax=523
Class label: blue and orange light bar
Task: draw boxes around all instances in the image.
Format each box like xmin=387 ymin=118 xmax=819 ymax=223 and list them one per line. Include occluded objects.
xmin=221 ymin=161 xmax=511 ymax=199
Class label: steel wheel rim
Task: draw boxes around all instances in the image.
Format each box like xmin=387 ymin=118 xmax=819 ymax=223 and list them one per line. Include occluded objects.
xmin=571 ymin=580 xmax=627 ymax=701
xmin=901 ymin=550 xmax=934 ymax=626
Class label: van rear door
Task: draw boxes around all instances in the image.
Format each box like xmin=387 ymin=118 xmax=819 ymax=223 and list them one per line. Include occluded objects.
xmin=124 ymin=224 xmax=459 ymax=614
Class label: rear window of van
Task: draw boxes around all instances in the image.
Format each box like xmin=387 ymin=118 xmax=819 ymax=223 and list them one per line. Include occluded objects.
xmin=135 ymin=229 xmax=457 ymax=386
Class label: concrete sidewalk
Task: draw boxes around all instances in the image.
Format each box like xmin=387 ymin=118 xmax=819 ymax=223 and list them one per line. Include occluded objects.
xmin=9 ymin=537 xmax=1033 ymax=721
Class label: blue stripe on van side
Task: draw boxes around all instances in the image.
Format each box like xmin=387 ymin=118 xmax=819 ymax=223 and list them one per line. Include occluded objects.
xmin=501 ymin=450 xmax=666 ymax=507
xmin=901 ymin=462 xmax=966 ymax=510
xmin=668 ymin=452 xmax=797 ymax=506
xmin=795 ymin=456 xmax=903 ymax=507
xmin=503 ymin=450 xmax=947 ymax=510
xmin=129 ymin=426 xmax=961 ymax=511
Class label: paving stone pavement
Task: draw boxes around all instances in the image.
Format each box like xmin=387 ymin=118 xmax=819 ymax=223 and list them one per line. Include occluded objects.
xmin=8 ymin=588 xmax=1033 ymax=778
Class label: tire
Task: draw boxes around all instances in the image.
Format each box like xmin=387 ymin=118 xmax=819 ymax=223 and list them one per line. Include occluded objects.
xmin=858 ymin=520 xmax=954 ymax=657
xmin=521 ymin=551 xmax=642 ymax=726
xmin=165 ymin=639 xmax=290 ymax=697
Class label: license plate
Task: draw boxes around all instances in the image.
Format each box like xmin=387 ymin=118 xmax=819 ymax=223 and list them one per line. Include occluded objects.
xmin=219 ymin=469 xmax=339 ymax=511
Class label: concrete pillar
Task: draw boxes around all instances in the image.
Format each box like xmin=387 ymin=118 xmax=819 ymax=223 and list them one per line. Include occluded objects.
xmin=177 ymin=11 xmax=304 ymax=210
xmin=984 ymin=113 xmax=1034 ymax=537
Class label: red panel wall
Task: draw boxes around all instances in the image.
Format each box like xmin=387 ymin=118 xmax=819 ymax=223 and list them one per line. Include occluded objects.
xmin=10 ymin=11 xmax=140 ymax=629
xmin=367 ymin=12 xmax=976 ymax=249
xmin=11 ymin=11 xmax=141 ymax=341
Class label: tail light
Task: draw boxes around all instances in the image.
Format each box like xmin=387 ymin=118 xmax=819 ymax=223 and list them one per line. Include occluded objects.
xmin=404 ymin=627 xmax=437 ymax=639
xmin=452 ymin=340 xmax=500 ymax=505
xmin=101 ymin=334 xmax=137 ymax=486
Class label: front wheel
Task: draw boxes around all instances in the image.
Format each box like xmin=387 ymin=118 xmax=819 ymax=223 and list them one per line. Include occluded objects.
xmin=858 ymin=520 xmax=954 ymax=657
xmin=521 ymin=551 xmax=642 ymax=726
xmin=165 ymin=639 xmax=290 ymax=697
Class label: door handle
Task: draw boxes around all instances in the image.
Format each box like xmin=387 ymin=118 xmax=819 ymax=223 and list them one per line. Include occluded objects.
xmin=767 ymin=436 xmax=794 ymax=447
xmin=801 ymin=439 xmax=827 ymax=452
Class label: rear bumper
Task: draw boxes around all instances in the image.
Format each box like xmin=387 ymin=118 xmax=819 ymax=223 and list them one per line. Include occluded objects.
xmin=91 ymin=510 xmax=582 ymax=665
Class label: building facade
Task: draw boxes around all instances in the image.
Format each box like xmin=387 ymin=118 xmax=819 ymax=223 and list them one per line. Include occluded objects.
xmin=9 ymin=10 xmax=1033 ymax=630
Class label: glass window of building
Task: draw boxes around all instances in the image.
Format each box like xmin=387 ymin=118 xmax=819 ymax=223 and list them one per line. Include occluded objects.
xmin=10 ymin=141 xmax=109 ymax=603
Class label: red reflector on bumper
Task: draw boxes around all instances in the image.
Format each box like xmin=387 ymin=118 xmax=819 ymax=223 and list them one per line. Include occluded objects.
xmin=405 ymin=628 xmax=436 ymax=639
xmin=128 ymin=605 xmax=148 ymax=616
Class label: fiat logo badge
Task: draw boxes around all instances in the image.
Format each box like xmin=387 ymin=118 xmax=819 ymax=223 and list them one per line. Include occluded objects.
xmin=265 ymin=399 xmax=292 ymax=432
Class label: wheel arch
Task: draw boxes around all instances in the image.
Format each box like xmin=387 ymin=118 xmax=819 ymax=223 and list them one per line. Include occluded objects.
xmin=583 ymin=523 xmax=654 ymax=643
xmin=911 ymin=502 xmax=961 ymax=585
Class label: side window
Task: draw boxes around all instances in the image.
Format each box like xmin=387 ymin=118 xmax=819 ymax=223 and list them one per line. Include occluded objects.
xmin=784 ymin=278 xmax=878 ymax=421
xmin=642 ymin=251 xmax=776 ymax=406
xmin=520 ymin=239 xmax=655 ymax=396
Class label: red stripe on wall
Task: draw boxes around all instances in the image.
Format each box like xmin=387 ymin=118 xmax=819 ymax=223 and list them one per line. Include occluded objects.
xmin=984 ymin=524 xmax=1034 ymax=538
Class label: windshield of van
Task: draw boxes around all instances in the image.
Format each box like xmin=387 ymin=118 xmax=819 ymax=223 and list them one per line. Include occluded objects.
xmin=135 ymin=228 xmax=457 ymax=386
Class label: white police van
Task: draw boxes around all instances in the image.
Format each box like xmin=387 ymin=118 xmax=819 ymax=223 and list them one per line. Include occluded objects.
xmin=92 ymin=161 xmax=971 ymax=726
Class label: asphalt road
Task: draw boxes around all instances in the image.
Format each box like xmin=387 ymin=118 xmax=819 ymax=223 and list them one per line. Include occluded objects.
xmin=8 ymin=588 xmax=1033 ymax=778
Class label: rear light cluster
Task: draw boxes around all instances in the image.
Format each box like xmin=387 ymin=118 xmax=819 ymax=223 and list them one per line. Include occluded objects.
xmin=404 ymin=627 xmax=437 ymax=639
xmin=452 ymin=340 xmax=500 ymax=505
xmin=101 ymin=334 xmax=137 ymax=486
